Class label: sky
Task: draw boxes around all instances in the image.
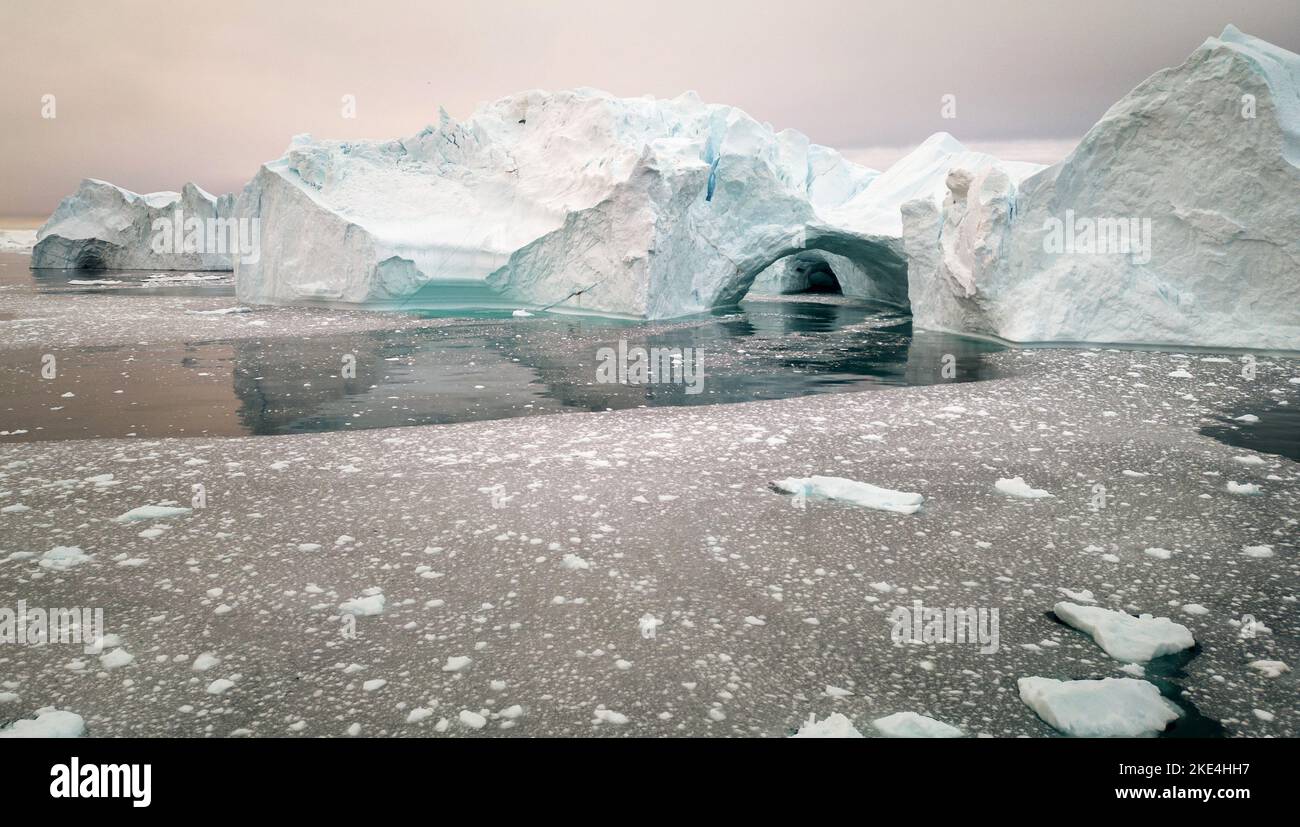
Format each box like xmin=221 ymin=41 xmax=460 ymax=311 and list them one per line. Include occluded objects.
xmin=2 ymin=0 xmax=1298 ymax=218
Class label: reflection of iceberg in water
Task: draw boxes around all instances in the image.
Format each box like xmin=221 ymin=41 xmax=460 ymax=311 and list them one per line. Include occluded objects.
xmin=217 ymin=300 xmax=1007 ymax=436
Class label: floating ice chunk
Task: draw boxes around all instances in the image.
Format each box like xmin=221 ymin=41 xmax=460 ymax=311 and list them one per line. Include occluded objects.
xmin=1053 ymin=602 xmax=1195 ymax=663
xmin=560 ymin=553 xmax=590 ymax=570
xmin=1226 ymin=481 xmax=1263 ymax=495
xmin=1142 ymin=547 xmax=1174 ymax=560
xmin=38 ymin=545 xmax=92 ymax=570
xmin=0 ymin=707 xmax=86 ymax=738
xmin=206 ymin=678 xmax=235 ymax=695
xmin=593 ymin=707 xmax=629 ymax=725
xmin=789 ymin=712 xmax=864 ymax=738
xmin=442 ymin=656 xmax=472 ymax=672
xmin=1241 ymin=544 xmax=1274 ymax=558
xmin=339 ymin=593 xmax=385 ymax=616
xmin=99 ymin=648 xmax=135 ymax=670
xmin=511 ymin=309 xmax=534 ymax=317
xmin=771 ymin=476 xmax=923 ymax=514
xmin=1017 ymin=677 xmax=1181 ymax=737
xmin=113 ymin=504 xmax=192 ymax=522
xmin=1248 ymin=660 xmax=1290 ymax=678
xmin=192 ymin=652 xmax=220 ymax=671
xmin=994 ymin=477 xmax=1053 ymax=499
xmin=1234 ymin=414 xmax=1260 ymax=423
xmin=185 ymin=306 xmax=253 ymax=315
xmin=458 ymin=710 xmax=487 ymax=730
xmin=872 ymin=711 xmax=963 ymax=738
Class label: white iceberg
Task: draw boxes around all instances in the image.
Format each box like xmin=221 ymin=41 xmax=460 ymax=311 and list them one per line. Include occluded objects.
xmin=33 ymin=179 xmax=239 ymax=271
xmin=994 ymin=476 xmax=1053 ymax=499
xmin=1053 ymin=602 xmax=1195 ymax=663
xmin=234 ymin=89 xmax=977 ymax=317
xmin=771 ymin=475 xmax=923 ymax=513
xmin=903 ymin=26 xmax=1300 ymax=349
xmin=0 ymin=707 xmax=86 ymax=738
xmin=871 ymin=711 xmax=963 ymax=738
xmin=789 ymin=711 xmax=864 ymax=738
xmin=1018 ymin=677 xmax=1182 ymax=737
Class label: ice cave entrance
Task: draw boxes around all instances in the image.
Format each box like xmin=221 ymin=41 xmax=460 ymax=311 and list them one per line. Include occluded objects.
xmin=747 ymin=251 xmax=846 ymax=299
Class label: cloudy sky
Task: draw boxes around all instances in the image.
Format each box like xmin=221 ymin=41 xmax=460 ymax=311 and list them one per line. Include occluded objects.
xmin=2 ymin=0 xmax=1297 ymax=217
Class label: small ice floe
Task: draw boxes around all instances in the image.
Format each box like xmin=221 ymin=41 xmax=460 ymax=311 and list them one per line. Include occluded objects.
xmin=458 ymin=710 xmax=487 ymax=730
xmin=99 ymin=648 xmax=135 ymax=670
xmin=511 ymin=309 xmax=534 ymax=317
xmin=441 ymin=656 xmax=472 ymax=672
xmin=1058 ymin=588 xmax=1096 ymax=604
xmin=872 ymin=711 xmax=963 ymax=738
xmin=1053 ymin=602 xmax=1194 ymax=663
xmin=560 ymin=553 xmax=590 ymax=570
xmin=68 ymin=279 xmax=124 ymax=286
xmin=38 ymin=545 xmax=92 ymax=571
xmin=1226 ymin=481 xmax=1263 ymax=495
xmin=592 ymin=707 xmax=629 ymax=725
xmin=1 ymin=504 xmax=30 ymax=514
xmin=206 ymin=678 xmax=235 ymax=695
xmin=771 ymin=476 xmax=923 ymax=514
xmin=0 ymin=707 xmax=86 ymax=738
xmin=185 ymin=306 xmax=253 ymax=316
xmin=1248 ymin=660 xmax=1290 ymax=679
xmin=1017 ymin=677 xmax=1181 ymax=737
xmin=338 ymin=592 xmax=385 ymax=616
xmin=1167 ymin=369 xmax=1193 ymax=378
xmin=192 ymin=653 xmax=220 ymax=672
xmin=995 ymin=477 xmax=1053 ymax=499
xmin=113 ymin=504 xmax=191 ymax=523
xmin=789 ymin=712 xmax=864 ymax=738
xmin=1241 ymin=544 xmax=1274 ymax=558
xmin=1142 ymin=547 xmax=1174 ymax=560
xmin=1232 ymin=455 xmax=1267 ymax=466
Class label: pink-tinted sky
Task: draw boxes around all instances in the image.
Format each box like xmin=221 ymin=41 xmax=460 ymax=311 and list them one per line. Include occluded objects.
xmin=2 ymin=0 xmax=1297 ymax=217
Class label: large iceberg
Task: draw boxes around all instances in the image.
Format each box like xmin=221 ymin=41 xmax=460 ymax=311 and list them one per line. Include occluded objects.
xmin=235 ymin=89 xmax=911 ymax=316
xmin=234 ymin=89 xmax=1031 ymax=317
xmin=903 ymin=26 xmax=1300 ymax=349
xmin=32 ymin=179 xmax=239 ymax=271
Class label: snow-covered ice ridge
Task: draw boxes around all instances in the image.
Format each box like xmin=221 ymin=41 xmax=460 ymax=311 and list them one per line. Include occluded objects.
xmin=234 ymin=88 xmax=1025 ymax=316
xmin=903 ymin=26 xmax=1300 ymax=350
xmin=32 ymin=179 xmax=237 ymax=271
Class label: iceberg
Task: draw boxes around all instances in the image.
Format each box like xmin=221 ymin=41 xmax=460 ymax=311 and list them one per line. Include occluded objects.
xmin=771 ymin=475 xmax=924 ymax=513
xmin=871 ymin=711 xmax=963 ymax=738
xmin=789 ymin=712 xmax=865 ymax=738
xmin=1018 ymin=677 xmax=1182 ymax=737
xmin=32 ymin=179 xmax=238 ymax=271
xmin=903 ymin=26 xmax=1300 ymax=349
xmin=235 ymin=90 xmax=1019 ymax=317
xmin=1053 ymin=602 xmax=1196 ymax=663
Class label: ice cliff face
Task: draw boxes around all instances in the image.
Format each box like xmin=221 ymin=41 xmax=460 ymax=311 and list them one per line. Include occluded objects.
xmin=234 ymin=89 xmax=927 ymax=316
xmin=32 ymin=179 xmax=238 ymax=270
xmin=903 ymin=26 xmax=1300 ymax=349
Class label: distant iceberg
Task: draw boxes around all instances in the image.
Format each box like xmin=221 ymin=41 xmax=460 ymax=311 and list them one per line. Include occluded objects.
xmin=32 ymin=179 xmax=239 ymax=271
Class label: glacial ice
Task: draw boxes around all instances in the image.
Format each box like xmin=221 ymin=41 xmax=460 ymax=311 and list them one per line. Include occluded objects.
xmin=0 ymin=707 xmax=86 ymax=738
xmin=902 ymin=26 xmax=1300 ymax=349
xmin=789 ymin=712 xmax=865 ymax=738
xmin=1053 ymin=602 xmax=1196 ymax=663
xmin=871 ymin=711 xmax=963 ymax=738
xmin=771 ymin=475 xmax=923 ymax=513
xmin=32 ymin=179 xmax=238 ymax=271
xmin=1018 ymin=677 xmax=1182 ymax=737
